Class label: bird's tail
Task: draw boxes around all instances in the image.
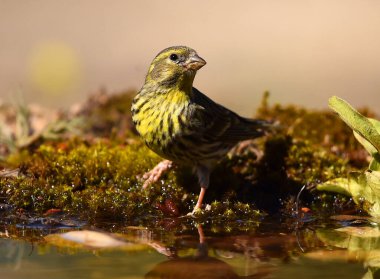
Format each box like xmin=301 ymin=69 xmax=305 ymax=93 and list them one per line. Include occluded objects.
xmin=242 ymin=118 xmax=276 ymax=137
xmin=221 ymin=117 xmax=275 ymax=142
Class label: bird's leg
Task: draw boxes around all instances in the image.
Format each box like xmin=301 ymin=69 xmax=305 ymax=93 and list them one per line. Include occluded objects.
xmin=192 ymin=187 xmax=206 ymax=213
xmin=190 ymin=165 xmax=210 ymax=214
xmin=197 ymin=224 xmax=205 ymax=244
xmin=142 ymin=160 xmax=173 ymax=189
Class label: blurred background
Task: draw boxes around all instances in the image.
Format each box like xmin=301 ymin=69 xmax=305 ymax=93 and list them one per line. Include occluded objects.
xmin=1 ymin=0 xmax=379 ymax=116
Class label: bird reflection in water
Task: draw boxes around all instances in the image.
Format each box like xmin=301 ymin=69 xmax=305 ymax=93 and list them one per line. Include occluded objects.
xmin=145 ymin=225 xmax=272 ymax=279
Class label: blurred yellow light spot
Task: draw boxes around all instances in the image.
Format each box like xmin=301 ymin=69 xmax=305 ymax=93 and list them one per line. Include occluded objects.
xmin=28 ymin=41 xmax=82 ymax=96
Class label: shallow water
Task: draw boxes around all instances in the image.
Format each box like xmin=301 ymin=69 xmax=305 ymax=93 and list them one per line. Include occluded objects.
xmin=0 ymin=218 xmax=377 ymax=279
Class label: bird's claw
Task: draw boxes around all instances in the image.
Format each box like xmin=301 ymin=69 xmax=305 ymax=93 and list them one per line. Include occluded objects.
xmin=186 ymin=206 xmax=202 ymax=217
xmin=141 ymin=160 xmax=173 ymax=189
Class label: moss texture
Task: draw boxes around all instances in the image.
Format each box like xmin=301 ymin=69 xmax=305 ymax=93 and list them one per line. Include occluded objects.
xmin=0 ymin=91 xmax=373 ymax=223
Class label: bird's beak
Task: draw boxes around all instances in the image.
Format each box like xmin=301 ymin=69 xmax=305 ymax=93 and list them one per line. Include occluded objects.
xmin=186 ymin=54 xmax=206 ymax=70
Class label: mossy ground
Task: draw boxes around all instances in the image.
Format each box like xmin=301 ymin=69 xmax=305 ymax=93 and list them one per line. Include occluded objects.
xmin=0 ymin=91 xmax=373 ymax=227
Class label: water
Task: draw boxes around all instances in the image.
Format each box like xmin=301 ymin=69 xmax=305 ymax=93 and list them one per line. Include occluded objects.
xmin=0 ymin=240 xmax=164 ymax=279
xmin=0 ymin=218 xmax=376 ymax=279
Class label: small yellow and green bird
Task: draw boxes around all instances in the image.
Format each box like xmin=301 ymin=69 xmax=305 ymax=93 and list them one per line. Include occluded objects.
xmin=131 ymin=46 xmax=271 ymax=214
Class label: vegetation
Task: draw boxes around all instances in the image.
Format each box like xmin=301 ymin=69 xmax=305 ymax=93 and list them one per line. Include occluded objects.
xmin=318 ymin=96 xmax=380 ymax=217
xmin=0 ymin=91 xmax=374 ymax=225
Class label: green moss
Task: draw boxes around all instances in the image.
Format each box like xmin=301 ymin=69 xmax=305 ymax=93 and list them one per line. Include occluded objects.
xmin=257 ymin=92 xmax=370 ymax=168
xmin=286 ymin=139 xmax=348 ymax=183
xmin=1 ymin=139 xmax=161 ymax=217
xmin=0 ymin=138 xmax=265 ymax=222
xmin=251 ymin=93 xmax=374 ymax=214
xmin=1 ymin=92 xmax=374 ymax=223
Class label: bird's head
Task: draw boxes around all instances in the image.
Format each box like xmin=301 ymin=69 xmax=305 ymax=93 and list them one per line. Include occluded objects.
xmin=145 ymin=46 xmax=206 ymax=90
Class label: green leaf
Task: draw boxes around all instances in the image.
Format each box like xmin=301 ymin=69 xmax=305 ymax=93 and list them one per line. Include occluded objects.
xmin=317 ymin=227 xmax=380 ymax=251
xmin=370 ymin=156 xmax=380 ymax=171
xmin=318 ymin=171 xmax=380 ymax=217
xmin=349 ymin=171 xmax=380 ymax=218
xmin=329 ymin=96 xmax=380 ymax=153
xmin=354 ymin=118 xmax=380 ymax=157
xmin=316 ymin=227 xmax=380 ymax=273
xmin=370 ymin=118 xmax=380 ymax=132
xmin=354 ymin=132 xmax=379 ymax=157
xmin=317 ymin=177 xmax=352 ymax=196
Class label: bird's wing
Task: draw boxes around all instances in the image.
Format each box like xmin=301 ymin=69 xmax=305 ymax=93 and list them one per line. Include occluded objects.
xmin=187 ymin=88 xmax=270 ymax=143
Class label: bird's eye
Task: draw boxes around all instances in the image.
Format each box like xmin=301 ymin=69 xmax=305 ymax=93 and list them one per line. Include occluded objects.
xmin=170 ymin=53 xmax=178 ymax=61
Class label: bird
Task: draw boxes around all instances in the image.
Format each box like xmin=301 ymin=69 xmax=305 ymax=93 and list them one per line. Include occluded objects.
xmin=131 ymin=46 xmax=271 ymax=214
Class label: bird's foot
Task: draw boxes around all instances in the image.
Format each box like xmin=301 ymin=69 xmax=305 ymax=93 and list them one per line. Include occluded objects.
xmin=187 ymin=206 xmax=202 ymax=217
xmin=186 ymin=204 xmax=211 ymax=217
xmin=141 ymin=160 xmax=173 ymax=189
xmin=185 ymin=187 xmax=207 ymax=216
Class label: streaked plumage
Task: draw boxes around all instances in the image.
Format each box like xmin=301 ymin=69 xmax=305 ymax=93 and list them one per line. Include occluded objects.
xmin=131 ymin=46 xmax=270 ymax=213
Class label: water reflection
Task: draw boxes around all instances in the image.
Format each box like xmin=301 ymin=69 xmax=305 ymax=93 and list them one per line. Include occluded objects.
xmin=0 ymin=222 xmax=375 ymax=279
xmin=146 ymin=225 xmax=274 ymax=278
xmin=0 ymin=238 xmax=24 ymax=270
xmin=314 ymin=226 xmax=380 ymax=279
